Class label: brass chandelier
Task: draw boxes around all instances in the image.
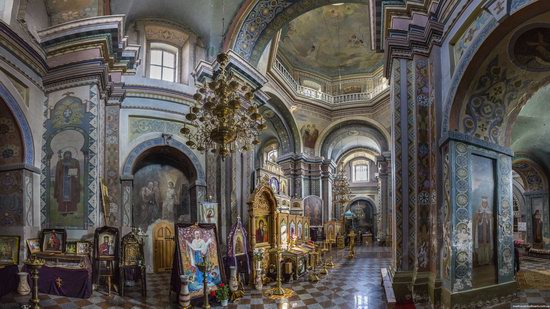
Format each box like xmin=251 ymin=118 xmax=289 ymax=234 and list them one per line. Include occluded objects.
xmin=180 ymin=52 xmax=266 ymax=158
xmin=333 ymin=165 xmax=352 ymax=219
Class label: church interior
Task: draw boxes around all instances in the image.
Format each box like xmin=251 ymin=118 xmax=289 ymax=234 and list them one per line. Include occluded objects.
xmin=0 ymin=0 xmax=550 ymax=308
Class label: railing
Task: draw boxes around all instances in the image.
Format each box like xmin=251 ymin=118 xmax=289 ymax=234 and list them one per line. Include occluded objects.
xmin=273 ymin=59 xmax=388 ymax=105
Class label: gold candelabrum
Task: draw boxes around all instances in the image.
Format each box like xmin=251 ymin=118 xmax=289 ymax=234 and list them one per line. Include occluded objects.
xmin=180 ymin=52 xmax=266 ymax=159
xmin=325 ymin=240 xmax=335 ymax=268
xmin=319 ymin=243 xmax=329 ymax=275
xmin=25 ymin=255 xmax=45 ymax=309
xmin=308 ymin=250 xmax=320 ymax=282
xmin=263 ymin=241 xmax=294 ymax=298
xmin=348 ymin=230 xmax=356 ymax=259
xmin=196 ymin=254 xmax=213 ymax=309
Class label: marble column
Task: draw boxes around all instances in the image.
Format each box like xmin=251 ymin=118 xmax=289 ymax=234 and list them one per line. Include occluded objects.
xmin=377 ymin=156 xmax=389 ymax=244
xmin=321 ymin=160 xmax=335 ymax=220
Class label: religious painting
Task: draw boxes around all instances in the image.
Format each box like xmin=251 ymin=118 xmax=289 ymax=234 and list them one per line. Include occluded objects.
xmin=0 ymin=235 xmax=19 ymax=265
xmin=280 ymin=219 xmax=288 ymax=248
xmin=48 ymin=130 xmax=85 ymax=228
xmin=65 ymin=241 xmax=77 ymax=254
xmin=98 ymin=232 xmax=115 ymax=256
xmin=512 ymin=27 xmax=550 ymax=71
xmin=289 ymin=220 xmax=296 ymax=240
xmin=199 ymin=202 xmax=218 ymax=225
xmin=471 ymin=155 xmax=497 ymax=288
xmin=233 ymin=227 xmax=246 ymax=256
xmin=269 ymin=177 xmax=279 ymax=194
xmin=41 ymin=229 xmax=66 ymax=253
xmin=327 ymin=224 xmax=335 ymax=241
xmin=121 ymin=232 xmax=144 ymax=266
xmin=174 ymin=223 xmax=224 ymax=299
xmin=26 ymin=238 xmax=41 ymax=254
xmin=76 ymin=241 xmax=90 ymax=255
xmin=303 ymin=196 xmax=323 ymax=226
xmin=304 ymin=222 xmax=310 ymax=240
xmin=280 ymin=180 xmax=288 ymax=196
xmin=532 ymin=197 xmax=544 ymax=245
xmin=297 ymin=221 xmax=303 ymax=240
xmin=255 ymin=215 xmax=270 ymax=244
xmin=133 ymin=164 xmax=187 ymax=229
xmin=300 ymin=124 xmax=319 ymax=149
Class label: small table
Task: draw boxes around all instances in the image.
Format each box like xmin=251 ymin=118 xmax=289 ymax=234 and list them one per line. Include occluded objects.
xmin=22 ymin=256 xmax=92 ymax=299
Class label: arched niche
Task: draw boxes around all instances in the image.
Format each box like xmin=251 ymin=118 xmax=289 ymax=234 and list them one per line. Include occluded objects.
xmin=0 ymin=96 xmax=25 ymax=227
xmin=121 ymin=137 xmax=206 ymax=229
xmin=262 ymin=92 xmax=301 ymax=154
xmin=0 ymin=82 xmax=33 ymax=166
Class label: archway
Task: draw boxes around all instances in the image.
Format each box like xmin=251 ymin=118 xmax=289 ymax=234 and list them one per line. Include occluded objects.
xmin=0 ymin=96 xmax=25 ymax=227
xmin=442 ymin=1 xmax=550 ymax=294
xmin=345 ymin=197 xmax=377 ymax=239
xmin=122 ymin=138 xmax=204 ymax=273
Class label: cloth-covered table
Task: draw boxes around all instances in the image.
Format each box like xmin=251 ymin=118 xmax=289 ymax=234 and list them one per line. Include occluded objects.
xmin=0 ymin=264 xmax=18 ymax=297
xmin=23 ymin=263 xmax=92 ymax=298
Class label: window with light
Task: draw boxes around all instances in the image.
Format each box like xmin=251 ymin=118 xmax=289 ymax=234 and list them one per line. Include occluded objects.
xmin=149 ymin=43 xmax=177 ymax=82
xmin=353 ymin=164 xmax=369 ymax=182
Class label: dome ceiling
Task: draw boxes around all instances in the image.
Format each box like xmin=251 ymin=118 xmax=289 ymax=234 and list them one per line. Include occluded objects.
xmin=277 ymin=3 xmax=383 ymax=77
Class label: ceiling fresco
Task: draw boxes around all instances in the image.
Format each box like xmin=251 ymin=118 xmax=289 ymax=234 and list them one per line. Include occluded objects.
xmin=277 ymin=3 xmax=384 ymax=77
xmin=511 ymin=84 xmax=550 ymax=172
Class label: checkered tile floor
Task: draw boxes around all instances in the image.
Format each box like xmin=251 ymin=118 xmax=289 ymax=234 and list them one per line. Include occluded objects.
xmin=512 ymin=256 xmax=550 ymax=308
xmin=0 ymin=246 xmax=390 ymax=308
xmin=5 ymin=248 xmax=547 ymax=308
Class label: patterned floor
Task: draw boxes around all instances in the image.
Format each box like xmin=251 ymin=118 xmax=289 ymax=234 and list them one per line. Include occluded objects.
xmin=513 ymin=256 xmax=550 ymax=307
xmin=0 ymin=246 xmax=390 ymax=309
xmin=3 ymin=248 xmax=548 ymax=308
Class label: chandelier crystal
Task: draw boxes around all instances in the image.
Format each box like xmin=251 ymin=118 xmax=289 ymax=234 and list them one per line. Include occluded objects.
xmin=180 ymin=52 xmax=266 ymax=158
xmin=333 ymin=166 xmax=352 ymax=218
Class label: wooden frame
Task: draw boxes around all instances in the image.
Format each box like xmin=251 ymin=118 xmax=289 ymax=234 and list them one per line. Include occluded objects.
xmin=65 ymin=240 xmax=77 ymax=254
xmin=121 ymin=232 xmax=144 ymax=267
xmin=100 ymin=178 xmax=111 ymax=226
xmin=76 ymin=241 xmax=91 ymax=256
xmin=41 ymin=229 xmax=66 ymax=253
xmin=277 ymin=213 xmax=289 ymax=249
xmin=173 ymin=223 xmax=225 ymax=299
xmin=26 ymin=238 xmax=41 ymax=255
xmin=94 ymin=226 xmax=119 ymax=258
xmin=0 ymin=235 xmax=20 ymax=265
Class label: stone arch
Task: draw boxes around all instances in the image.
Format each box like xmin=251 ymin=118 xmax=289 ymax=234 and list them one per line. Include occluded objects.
xmin=0 ymin=82 xmax=33 ymax=166
xmin=317 ymin=119 xmax=389 ymax=161
xmin=122 ymin=136 xmax=205 ymax=184
xmin=345 ymin=196 xmax=378 ymax=236
xmin=445 ymin=1 xmax=550 ymax=145
xmin=225 ymin=0 xmax=371 ymax=64
xmin=512 ymin=157 xmax=548 ymax=193
xmin=264 ymin=92 xmax=301 ymax=153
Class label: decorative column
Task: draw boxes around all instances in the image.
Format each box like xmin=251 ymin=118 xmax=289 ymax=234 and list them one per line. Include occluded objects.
xmin=376 ymin=156 xmax=389 ymax=244
xmin=385 ymin=15 xmax=443 ymax=304
xmin=120 ymin=176 xmax=133 ymax=234
xmin=321 ymin=160 xmax=335 ymax=220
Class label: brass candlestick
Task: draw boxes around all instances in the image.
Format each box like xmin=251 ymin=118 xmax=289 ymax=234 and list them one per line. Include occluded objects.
xmin=197 ymin=255 xmax=212 ymax=309
xmin=325 ymin=240 xmax=335 ymax=268
xmin=319 ymin=244 xmax=328 ymax=275
xmin=308 ymin=251 xmax=320 ymax=282
xmin=348 ymin=230 xmax=356 ymax=259
xmin=25 ymin=255 xmax=45 ymax=309
xmin=263 ymin=244 xmax=294 ymax=298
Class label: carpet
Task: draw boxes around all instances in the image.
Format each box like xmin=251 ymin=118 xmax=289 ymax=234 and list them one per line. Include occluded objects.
xmin=517 ymin=270 xmax=550 ymax=290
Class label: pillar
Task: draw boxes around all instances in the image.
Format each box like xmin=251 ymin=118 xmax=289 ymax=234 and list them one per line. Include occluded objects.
xmin=321 ymin=159 xmax=335 ymax=220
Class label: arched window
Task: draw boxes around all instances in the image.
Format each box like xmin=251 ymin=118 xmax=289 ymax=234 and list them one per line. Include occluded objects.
xmin=149 ymin=43 xmax=178 ymax=82
xmin=352 ymin=160 xmax=369 ymax=182
xmin=267 ymin=149 xmax=278 ymax=162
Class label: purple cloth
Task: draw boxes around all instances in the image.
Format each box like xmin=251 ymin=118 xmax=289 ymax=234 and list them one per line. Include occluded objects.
xmin=23 ymin=265 xmax=92 ymax=298
xmin=0 ymin=265 xmax=18 ymax=297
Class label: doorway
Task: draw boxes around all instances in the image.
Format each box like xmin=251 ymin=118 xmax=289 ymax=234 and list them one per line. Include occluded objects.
xmin=153 ymin=220 xmax=175 ymax=273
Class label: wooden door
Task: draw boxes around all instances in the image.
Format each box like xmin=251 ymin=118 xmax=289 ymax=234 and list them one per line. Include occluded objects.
xmin=153 ymin=221 xmax=175 ymax=273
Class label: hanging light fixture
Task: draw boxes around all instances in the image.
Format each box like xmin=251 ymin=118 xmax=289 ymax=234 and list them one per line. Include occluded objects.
xmin=333 ymin=165 xmax=352 ymax=219
xmin=180 ymin=53 xmax=266 ymax=158
xmin=180 ymin=0 xmax=266 ymax=159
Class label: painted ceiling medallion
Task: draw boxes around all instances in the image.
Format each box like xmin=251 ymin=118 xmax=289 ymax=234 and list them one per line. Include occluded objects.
xmin=511 ymin=26 xmax=550 ymax=71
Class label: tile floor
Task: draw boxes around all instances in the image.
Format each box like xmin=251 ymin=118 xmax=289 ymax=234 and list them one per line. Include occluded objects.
xmin=1 ymin=247 xmax=549 ymax=308
xmin=0 ymin=246 xmax=390 ymax=308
